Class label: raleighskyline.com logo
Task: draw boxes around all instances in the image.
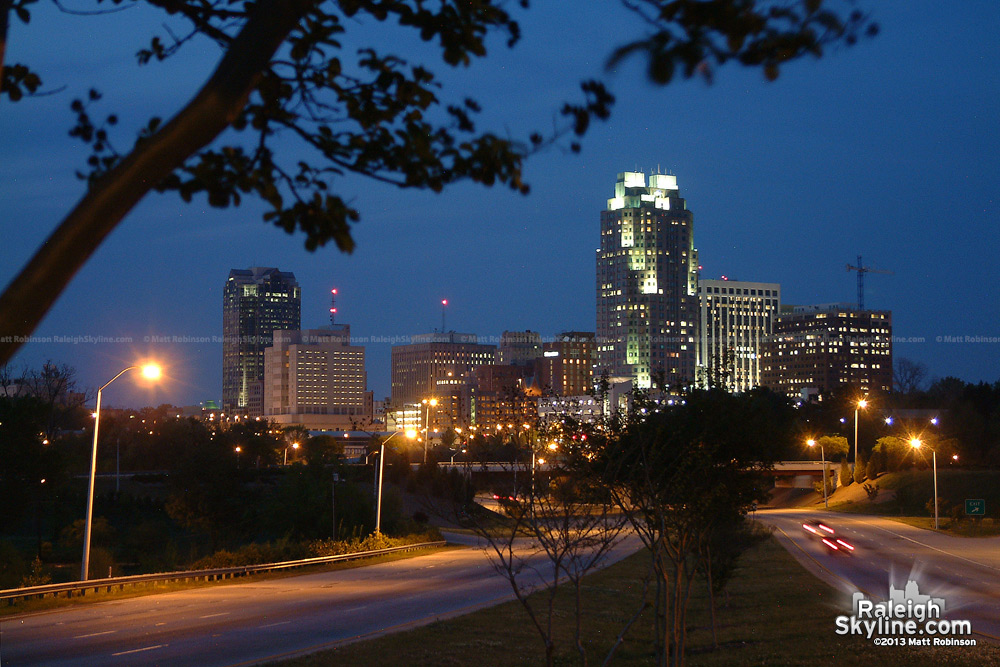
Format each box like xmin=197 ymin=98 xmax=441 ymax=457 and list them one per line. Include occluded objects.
xmin=835 ymin=580 xmax=976 ymax=646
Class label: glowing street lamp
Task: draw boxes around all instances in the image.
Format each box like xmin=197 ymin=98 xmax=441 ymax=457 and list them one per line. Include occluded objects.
xmin=284 ymin=441 xmax=300 ymax=465
xmin=807 ymin=439 xmax=828 ymax=509
xmin=376 ymin=429 xmax=417 ymax=534
xmin=82 ymin=363 xmax=161 ymax=580
xmin=421 ymin=398 xmax=438 ymax=464
xmin=909 ymin=438 xmax=938 ymax=530
xmin=854 ymin=398 xmax=868 ymax=472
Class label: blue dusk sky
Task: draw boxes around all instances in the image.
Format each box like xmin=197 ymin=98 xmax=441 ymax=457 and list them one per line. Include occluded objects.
xmin=1 ymin=1 xmax=998 ymax=408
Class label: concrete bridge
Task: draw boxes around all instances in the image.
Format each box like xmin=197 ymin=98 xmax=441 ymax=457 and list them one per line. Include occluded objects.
xmin=772 ymin=460 xmax=835 ymax=488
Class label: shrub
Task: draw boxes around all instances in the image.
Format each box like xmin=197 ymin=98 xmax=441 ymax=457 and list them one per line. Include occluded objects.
xmin=20 ymin=556 xmax=52 ymax=587
xmin=813 ymin=469 xmax=836 ymax=497
xmin=866 ymin=453 xmax=881 ymax=480
xmin=862 ymin=482 xmax=880 ymax=503
xmin=839 ymin=459 xmax=852 ymax=487
xmin=854 ymin=452 xmax=867 ymax=485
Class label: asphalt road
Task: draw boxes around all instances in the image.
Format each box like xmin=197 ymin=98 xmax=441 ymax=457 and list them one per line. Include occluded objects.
xmin=760 ymin=509 xmax=1000 ymax=642
xmin=0 ymin=532 xmax=641 ymax=666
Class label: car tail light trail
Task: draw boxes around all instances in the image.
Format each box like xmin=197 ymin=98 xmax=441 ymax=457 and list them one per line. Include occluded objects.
xmin=821 ymin=538 xmax=839 ymax=550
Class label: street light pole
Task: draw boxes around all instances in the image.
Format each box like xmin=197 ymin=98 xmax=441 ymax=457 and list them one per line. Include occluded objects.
xmin=375 ymin=429 xmax=416 ymax=534
xmin=932 ymin=448 xmax=938 ymax=530
xmin=421 ymin=398 xmax=438 ymax=464
xmin=82 ymin=363 xmax=160 ymax=581
xmin=909 ymin=438 xmax=938 ymax=530
xmin=807 ymin=439 xmax=827 ymax=509
xmin=854 ymin=398 xmax=867 ymax=473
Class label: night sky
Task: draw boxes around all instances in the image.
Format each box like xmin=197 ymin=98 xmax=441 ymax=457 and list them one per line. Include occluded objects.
xmin=2 ymin=1 xmax=998 ymax=408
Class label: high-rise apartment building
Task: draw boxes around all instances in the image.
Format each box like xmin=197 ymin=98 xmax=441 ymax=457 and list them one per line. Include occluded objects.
xmin=536 ymin=332 xmax=596 ymax=396
xmin=223 ymin=267 xmax=301 ymax=416
xmin=697 ymin=279 xmax=781 ymax=392
xmin=596 ymin=171 xmax=699 ymax=389
xmin=263 ymin=324 xmax=370 ymax=430
xmin=498 ymin=330 xmax=543 ymax=366
xmin=761 ymin=304 xmax=893 ymax=399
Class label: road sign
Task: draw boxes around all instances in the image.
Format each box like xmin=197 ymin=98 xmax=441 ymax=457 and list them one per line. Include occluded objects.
xmin=965 ymin=499 xmax=985 ymax=516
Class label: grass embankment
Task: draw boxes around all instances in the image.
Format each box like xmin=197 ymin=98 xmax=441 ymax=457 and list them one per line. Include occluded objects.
xmin=0 ymin=545 xmax=457 ymax=618
xmin=828 ymin=470 xmax=1000 ymax=536
xmin=270 ymin=535 xmax=1000 ymax=667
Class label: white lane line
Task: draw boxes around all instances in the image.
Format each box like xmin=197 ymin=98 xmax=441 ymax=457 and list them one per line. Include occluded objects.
xmin=155 ymin=622 xmax=166 ymax=626
xmin=260 ymin=621 xmax=291 ymax=628
xmin=74 ymin=630 xmax=117 ymax=639
xmin=199 ymin=612 xmax=230 ymax=619
xmin=112 ymin=644 xmax=166 ymax=656
xmin=860 ymin=520 xmax=1000 ymax=571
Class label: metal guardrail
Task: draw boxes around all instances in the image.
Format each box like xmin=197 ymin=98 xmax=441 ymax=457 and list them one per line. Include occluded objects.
xmin=0 ymin=541 xmax=446 ymax=605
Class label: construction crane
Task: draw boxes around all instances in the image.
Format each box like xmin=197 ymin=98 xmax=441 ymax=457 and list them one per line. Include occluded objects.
xmin=846 ymin=255 xmax=893 ymax=311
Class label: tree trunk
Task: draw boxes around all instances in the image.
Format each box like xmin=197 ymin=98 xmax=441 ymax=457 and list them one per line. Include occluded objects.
xmin=575 ymin=576 xmax=587 ymax=665
xmin=0 ymin=0 xmax=313 ymax=365
xmin=706 ymin=542 xmax=718 ymax=649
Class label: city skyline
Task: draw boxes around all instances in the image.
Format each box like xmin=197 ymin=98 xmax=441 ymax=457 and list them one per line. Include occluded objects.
xmin=2 ymin=2 xmax=998 ymax=407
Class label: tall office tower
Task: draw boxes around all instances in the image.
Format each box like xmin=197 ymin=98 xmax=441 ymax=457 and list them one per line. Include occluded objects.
xmin=761 ymin=304 xmax=893 ymax=400
xmin=223 ymin=267 xmax=301 ymax=416
xmin=697 ymin=279 xmax=781 ymax=392
xmin=536 ymin=331 xmax=596 ymax=396
xmin=469 ymin=364 xmax=540 ymax=432
xmin=498 ymin=330 xmax=543 ymax=366
xmin=596 ymin=171 xmax=699 ymax=389
xmin=263 ymin=325 xmax=370 ymax=430
xmin=390 ymin=332 xmax=496 ymax=428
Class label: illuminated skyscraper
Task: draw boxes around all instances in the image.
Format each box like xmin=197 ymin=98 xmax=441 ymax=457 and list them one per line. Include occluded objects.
xmin=263 ymin=325 xmax=370 ymax=430
xmin=596 ymin=171 xmax=698 ymax=389
xmin=223 ymin=267 xmax=301 ymax=416
xmin=761 ymin=304 xmax=893 ymax=399
xmin=697 ymin=278 xmax=781 ymax=392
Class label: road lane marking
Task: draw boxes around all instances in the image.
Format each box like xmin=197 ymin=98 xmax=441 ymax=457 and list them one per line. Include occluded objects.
xmin=74 ymin=630 xmax=116 ymax=639
xmin=199 ymin=612 xmax=230 ymax=619
xmin=260 ymin=621 xmax=291 ymax=628
xmin=112 ymin=644 xmax=165 ymax=656
xmin=859 ymin=520 xmax=1000 ymax=571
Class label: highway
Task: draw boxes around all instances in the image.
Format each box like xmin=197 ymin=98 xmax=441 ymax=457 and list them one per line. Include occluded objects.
xmin=0 ymin=532 xmax=640 ymax=666
xmin=760 ymin=509 xmax=1000 ymax=641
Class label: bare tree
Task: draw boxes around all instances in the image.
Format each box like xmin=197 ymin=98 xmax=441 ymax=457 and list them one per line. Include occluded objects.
xmin=455 ymin=453 xmax=626 ymax=667
xmin=894 ymin=357 xmax=929 ymax=395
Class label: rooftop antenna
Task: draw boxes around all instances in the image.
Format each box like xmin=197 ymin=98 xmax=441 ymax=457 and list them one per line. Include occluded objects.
xmin=441 ymin=299 xmax=448 ymax=333
xmin=329 ymin=288 xmax=338 ymax=325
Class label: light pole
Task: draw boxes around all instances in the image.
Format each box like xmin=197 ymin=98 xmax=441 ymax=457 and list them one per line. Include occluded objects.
xmin=375 ymin=429 xmax=416 ymax=534
xmin=421 ymin=398 xmax=438 ymax=464
xmin=807 ymin=439 xmax=828 ymax=509
xmin=910 ymin=438 xmax=938 ymax=529
xmin=284 ymin=441 xmax=300 ymax=465
xmin=854 ymin=398 xmax=868 ymax=472
xmin=82 ymin=363 xmax=160 ymax=581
